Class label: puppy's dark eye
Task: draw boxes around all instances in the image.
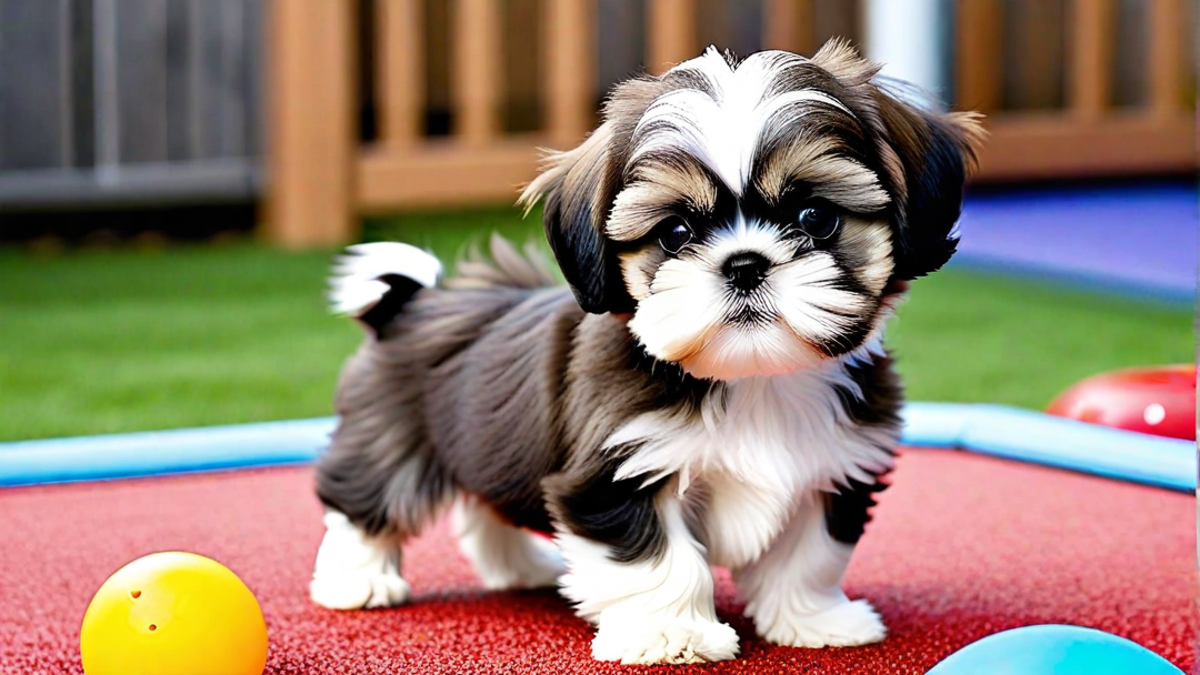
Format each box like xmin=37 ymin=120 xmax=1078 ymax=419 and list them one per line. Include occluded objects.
xmin=797 ymin=204 xmax=841 ymax=240
xmin=657 ymin=218 xmax=694 ymax=255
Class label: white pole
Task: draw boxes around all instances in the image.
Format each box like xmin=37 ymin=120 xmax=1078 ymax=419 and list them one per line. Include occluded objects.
xmin=863 ymin=0 xmax=949 ymax=106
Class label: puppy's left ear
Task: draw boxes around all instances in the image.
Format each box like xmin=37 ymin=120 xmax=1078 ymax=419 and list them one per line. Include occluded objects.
xmin=518 ymin=123 xmax=633 ymax=314
xmin=872 ymin=90 xmax=986 ymax=280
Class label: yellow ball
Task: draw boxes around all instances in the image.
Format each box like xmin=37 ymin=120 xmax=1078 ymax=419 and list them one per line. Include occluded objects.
xmin=81 ymin=552 xmax=268 ymax=675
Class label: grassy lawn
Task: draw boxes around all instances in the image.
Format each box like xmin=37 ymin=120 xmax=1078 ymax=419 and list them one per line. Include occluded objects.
xmin=0 ymin=207 xmax=1190 ymax=441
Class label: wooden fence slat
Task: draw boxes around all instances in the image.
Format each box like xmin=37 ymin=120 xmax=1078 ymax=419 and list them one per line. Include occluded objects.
xmin=58 ymin=0 xmax=75 ymax=167
xmin=69 ymin=0 xmax=96 ymax=168
xmin=0 ymin=0 xmax=72 ymax=170
xmin=218 ymin=0 xmax=247 ymax=157
xmin=1149 ymin=0 xmax=1184 ymax=116
xmin=358 ymin=138 xmax=541 ymax=211
xmin=94 ymin=0 xmax=120 ymax=171
xmin=975 ymin=113 xmax=1195 ymax=180
xmin=376 ymin=0 xmax=424 ymax=146
xmin=763 ymin=0 xmax=814 ymax=55
xmin=165 ymin=0 xmax=192 ymax=162
xmin=243 ymin=0 xmax=264 ymax=158
xmin=265 ymin=0 xmax=356 ymax=247
xmin=1004 ymin=0 xmax=1067 ymax=111
xmin=812 ymin=0 xmax=862 ymax=51
xmin=452 ymin=0 xmax=501 ymax=143
xmin=544 ymin=0 xmax=594 ymax=145
xmin=596 ymin=0 xmax=646 ymax=98
xmin=647 ymin=0 xmax=697 ymax=75
xmin=697 ymin=0 xmax=761 ymax=57
xmin=955 ymin=0 xmax=1003 ymax=112
xmin=196 ymin=0 xmax=230 ymax=159
xmin=116 ymin=0 xmax=169 ymax=164
xmin=1067 ymin=0 xmax=1115 ymax=117
xmin=504 ymin=0 xmax=542 ymax=133
xmin=186 ymin=0 xmax=205 ymax=158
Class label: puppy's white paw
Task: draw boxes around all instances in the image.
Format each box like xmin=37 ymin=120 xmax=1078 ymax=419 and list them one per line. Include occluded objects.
xmin=310 ymin=568 xmax=411 ymax=610
xmin=592 ymin=617 xmax=740 ymax=665
xmin=310 ymin=510 xmax=409 ymax=610
xmin=453 ymin=497 xmax=565 ymax=591
xmin=476 ymin=536 xmax=564 ymax=591
xmin=759 ymin=598 xmax=886 ymax=648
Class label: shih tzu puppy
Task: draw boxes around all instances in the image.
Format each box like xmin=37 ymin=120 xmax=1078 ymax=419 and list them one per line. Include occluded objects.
xmin=309 ymin=41 xmax=983 ymax=665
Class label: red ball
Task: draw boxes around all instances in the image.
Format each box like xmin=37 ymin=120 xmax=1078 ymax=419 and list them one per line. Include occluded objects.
xmin=1047 ymin=365 xmax=1195 ymax=441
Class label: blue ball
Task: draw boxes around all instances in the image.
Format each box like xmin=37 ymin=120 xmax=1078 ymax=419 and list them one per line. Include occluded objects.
xmin=927 ymin=624 xmax=1183 ymax=675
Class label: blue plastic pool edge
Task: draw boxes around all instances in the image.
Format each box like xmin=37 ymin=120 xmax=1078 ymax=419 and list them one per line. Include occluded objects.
xmin=0 ymin=403 xmax=1194 ymax=491
xmin=903 ymin=403 xmax=1195 ymax=492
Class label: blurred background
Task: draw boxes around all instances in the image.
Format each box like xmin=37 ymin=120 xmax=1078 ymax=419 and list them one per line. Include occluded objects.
xmin=0 ymin=0 xmax=1194 ymax=441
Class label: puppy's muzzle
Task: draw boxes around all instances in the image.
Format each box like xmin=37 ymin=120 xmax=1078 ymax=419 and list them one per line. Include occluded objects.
xmin=723 ymin=252 xmax=771 ymax=293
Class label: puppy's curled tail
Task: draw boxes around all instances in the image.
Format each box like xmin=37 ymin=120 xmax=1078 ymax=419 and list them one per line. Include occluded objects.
xmin=448 ymin=233 xmax=559 ymax=291
xmin=328 ymin=242 xmax=443 ymax=336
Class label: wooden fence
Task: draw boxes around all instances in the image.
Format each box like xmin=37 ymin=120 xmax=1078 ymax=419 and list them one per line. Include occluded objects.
xmin=267 ymin=0 xmax=1196 ymax=248
xmin=2 ymin=1 xmax=1189 ymax=244
xmin=956 ymin=0 xmax=1195 ymax=180
xmin=0 ymin=0 xmax=263 ymax=210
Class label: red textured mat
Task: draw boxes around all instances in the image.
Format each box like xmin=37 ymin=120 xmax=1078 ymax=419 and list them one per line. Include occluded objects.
xmin=2 ymin=447 xmax=1195 ymax=674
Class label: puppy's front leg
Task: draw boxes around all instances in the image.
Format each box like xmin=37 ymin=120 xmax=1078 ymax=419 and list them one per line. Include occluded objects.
xmin=552 ymin=480 xmax=738 ymax=665
xmin=735 ymin=490 xmax=886 ymax=648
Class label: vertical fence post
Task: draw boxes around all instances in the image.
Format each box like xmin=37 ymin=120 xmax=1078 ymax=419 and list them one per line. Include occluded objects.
xmin=647 ymin=0 xmax=697 ymax=75
xmin=94 ymin=0 xmax=121 ymax=183
xmin=544 ymin=0 xmax=594 ymax=147
xmin=376 ymin=0 xmax=424 ymax=146
xmin=1067 ymin=0 xmax=1115 ymax=119
xmin=58 ymin=0 xmax=75 ymax=168
xmin=955 ymin=0 xmax=1003 ymax=113
xmin=865 ymin=0 xmax=949 ymax=104
xmin=452 ymin=0 xmax=501 ymax=144
xmin=763 ymin=0 xmax=815 ymax=55
xmin=264 ymin=0 xmax=356 ymax=248
xmin=1148 ymin=0 xmax=1184 ymax=117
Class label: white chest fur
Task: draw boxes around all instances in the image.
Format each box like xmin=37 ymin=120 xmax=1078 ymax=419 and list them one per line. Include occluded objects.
xmin=608 ymin=358 xmax=896 ymax=570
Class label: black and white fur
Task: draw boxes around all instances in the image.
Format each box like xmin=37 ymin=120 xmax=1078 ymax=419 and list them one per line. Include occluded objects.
xmin=310 ymin=41 xmax=983 ymax=665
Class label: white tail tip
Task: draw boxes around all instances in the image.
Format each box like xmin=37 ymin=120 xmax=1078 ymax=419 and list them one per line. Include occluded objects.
xmin=328 ymin=242 xmax=443 ymax=317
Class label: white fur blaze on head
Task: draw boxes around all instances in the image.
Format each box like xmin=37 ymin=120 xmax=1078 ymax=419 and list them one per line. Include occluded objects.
xmin=629 ymin=48 xmax=854 ymax=196
xmin=328 ymin=242 xmax=443 ymax=317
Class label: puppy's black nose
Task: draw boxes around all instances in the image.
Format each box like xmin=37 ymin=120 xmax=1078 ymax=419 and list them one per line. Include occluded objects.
xmin=723 ymin=252 xmax=770 ymax=292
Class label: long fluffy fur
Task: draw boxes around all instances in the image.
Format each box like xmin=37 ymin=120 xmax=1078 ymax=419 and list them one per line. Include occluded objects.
xmin=311 ymin=41 xmax=981 ymax=665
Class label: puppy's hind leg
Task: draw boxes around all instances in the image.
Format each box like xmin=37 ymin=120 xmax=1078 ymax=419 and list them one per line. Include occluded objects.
xmin=313 ymin=242 xmax=451 ymax=610
xmin=311 ymin=407 xmax=455 ymax=610
xmin=310 ymin=511 xmax=410 ymax=610
xmin=451 ymin=495 xmax=564 ymax=591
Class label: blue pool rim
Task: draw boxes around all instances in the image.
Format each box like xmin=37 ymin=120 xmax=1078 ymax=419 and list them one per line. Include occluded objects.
xmin=0 ymin=403 xmax=1193 ymax=491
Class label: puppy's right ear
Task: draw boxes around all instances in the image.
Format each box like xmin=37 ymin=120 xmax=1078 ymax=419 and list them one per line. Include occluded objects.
xmin=518 ymin=123 xmax=633 ymax=314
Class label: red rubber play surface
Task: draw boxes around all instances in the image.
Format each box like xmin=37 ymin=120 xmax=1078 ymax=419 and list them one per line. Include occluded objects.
xmin=2 ymin=447 xmax=1194 ymax=674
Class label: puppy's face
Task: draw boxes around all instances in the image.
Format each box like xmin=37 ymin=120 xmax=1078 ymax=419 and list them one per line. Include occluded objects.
xmin=523 ymin=41 xmax=984 ymax=381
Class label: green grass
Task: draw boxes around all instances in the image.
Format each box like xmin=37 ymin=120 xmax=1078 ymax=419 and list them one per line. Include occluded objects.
xmin=0 ymin=243 xmax=359 ymax=441
xmin=365 ymin=205 xmax=547 ymax=264
xmin=888 ymin=268 xmax=1191 ymax=408
xmin=0 ymin=207 xmax=1190 ymax=441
